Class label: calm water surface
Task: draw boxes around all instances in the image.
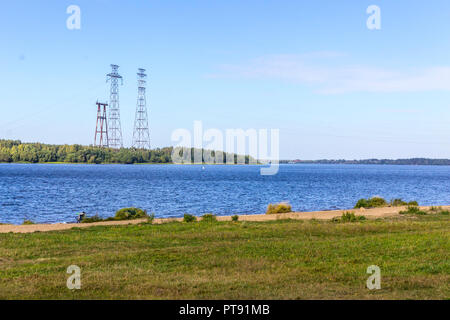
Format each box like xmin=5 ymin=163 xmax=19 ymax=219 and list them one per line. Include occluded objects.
xmin=0 ymin=163 xmax=449 ymax=224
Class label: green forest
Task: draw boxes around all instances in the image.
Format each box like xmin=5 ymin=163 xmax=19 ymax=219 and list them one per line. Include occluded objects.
xmin=0 ymin=140 xmax=253 ymax=164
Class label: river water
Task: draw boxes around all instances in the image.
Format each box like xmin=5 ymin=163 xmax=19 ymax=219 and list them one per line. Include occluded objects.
xmin=1 ymin=163 xmax=449 ymax=224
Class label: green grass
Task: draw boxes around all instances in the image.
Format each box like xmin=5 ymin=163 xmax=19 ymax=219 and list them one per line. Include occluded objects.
xmin=0 ymin=215 xmax=448 ymax=299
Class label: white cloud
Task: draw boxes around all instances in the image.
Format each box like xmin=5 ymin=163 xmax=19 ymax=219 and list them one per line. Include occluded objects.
xmin=209 ymin=53 xmax=450 ymax=94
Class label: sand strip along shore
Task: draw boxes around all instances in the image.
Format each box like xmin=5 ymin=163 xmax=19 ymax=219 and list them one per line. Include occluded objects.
xmin=1 ymin=205 xmax=448 ymax=234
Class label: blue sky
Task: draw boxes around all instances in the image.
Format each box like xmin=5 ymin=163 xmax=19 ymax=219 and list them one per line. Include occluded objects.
xmin=1 ymin=0 xmax=450 ymax=159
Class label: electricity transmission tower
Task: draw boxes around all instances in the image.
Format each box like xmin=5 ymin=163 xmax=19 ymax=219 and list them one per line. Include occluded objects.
xmin=132 ymin=68 xmax=151 ymax=149
xmin=94 ymin=102 xmax=109 ymax=147
xmin=107 ymin=64 xmax=123 ymax=149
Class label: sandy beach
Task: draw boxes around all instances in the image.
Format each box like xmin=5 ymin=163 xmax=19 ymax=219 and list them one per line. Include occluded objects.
xmin=1 ymin=205 xmax=447 ymax=234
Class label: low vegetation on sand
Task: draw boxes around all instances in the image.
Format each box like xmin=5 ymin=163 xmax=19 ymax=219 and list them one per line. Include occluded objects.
xmin=390 ymin=199 xmax=418 ymax=207
xmin=399 ymin=206 xmax=427 ymax=215
xmin=355 ymin=197 xmax=418 ymax=209
xmin=430 ymin=206 xmax=450 ymax=215
xmin=114 ymin=207 xmax=150 ymax=220
xmin=22 ymin=220 xmax=35 ymax=225
xmin=399 ymin=205 xmax=449 ymax=216
xmin=266 ymin=202 xmax=292 ymax=214
xmin=81 ymin=207 xmax=153 ymax=223
xmin=354 ymin=197 xmax=387 ymax=208
xmin=0 ymin=214 xmax=448 ymax=299
xmin=331 ymin=212 xmax=366 ymax=223
xmin=201 ymin=213 xmax=217 ymax=222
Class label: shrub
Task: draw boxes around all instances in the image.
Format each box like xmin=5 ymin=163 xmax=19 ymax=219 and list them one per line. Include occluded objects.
xmin=147 ymin=213 xmax=155 ymax=223
xmin=391 ymin=199 xmax=407 ymax=206
xmin=337 ymin=212 xmax=366 ymax=223
xmin=354 ymin=199 xmax=369 ymax=208
xmin=390 ymin=199 xmax=419 ymax=207
xmin=369 ymin=197 xmax=387 ymax=207
xmin=183 ymin=214 xmax=196 ymax=223
xmin=340 ymin=212 xmax=356 ymax=222
xmin=22 ymin=220 xmax=35 ymax=225
xmin=201 ymin=213 xmax=217 ymax=223
xmin=266 ymin=202 xmax=292 ymax=215
xmin=399 ymin=206 xmax=426 ymax=215
xmin=231 ymin=215 xmax=239 ymax=222
xmin=81 ymin=214 xmax=104 ymax=223
xmin=440 ymin=210 xmax=449 ymax=215
xmin=114 ymin=207 xmax=148 ymax=220
xmin=354 ymin=197 xmax=387 ymax=209
xmin=430 ymin=206 xmax=442 ymax=212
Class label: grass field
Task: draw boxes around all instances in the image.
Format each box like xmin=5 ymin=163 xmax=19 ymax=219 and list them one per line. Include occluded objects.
xmin=0 ymin=214 xmax=448 ymax=299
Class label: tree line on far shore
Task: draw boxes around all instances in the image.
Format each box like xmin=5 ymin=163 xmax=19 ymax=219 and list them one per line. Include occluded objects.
xmin=0 ymin=139 xmax=254 ymax=164
xmin=281 ymin=158 xmax=450 ymax=166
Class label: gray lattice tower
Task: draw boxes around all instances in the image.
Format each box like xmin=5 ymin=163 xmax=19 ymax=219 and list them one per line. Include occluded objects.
xmin=132 ymin=68 xmax=151 ymax=149
xmin=107 ymin=64 xmax=123 ymax=149
xmin=94 ymin=102 xmax=109 ymax=148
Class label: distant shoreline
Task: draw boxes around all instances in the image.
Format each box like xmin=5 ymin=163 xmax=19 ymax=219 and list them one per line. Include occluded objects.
xmin=0 ymin=162 xmax=261 ymax=165
xmin=280 ymin=159 xmax=450 ymax=166
xmin=1 ymin=161 xmax=450 ymax=166
xmin=2 ymin=140 xmax=450 ymax=166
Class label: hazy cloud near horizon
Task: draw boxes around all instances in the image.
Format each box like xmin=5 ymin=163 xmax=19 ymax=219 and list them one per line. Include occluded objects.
xmin=209 ymin=53 xmax=450 ymax=94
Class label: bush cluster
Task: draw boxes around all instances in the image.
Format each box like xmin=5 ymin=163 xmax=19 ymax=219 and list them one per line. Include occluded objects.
xmin=266 ymin=202 xmax=292 ymax=215
xmin=355 ymin=197 xmax=419 ymax=209
xmin=201 ymin=213 xmax=217 ymax=223
xmin=183 ymin=214 xmax=197 ymax=223
xmin=81 ymin=207 xmax=153 ymax=223
xmin=390 ymin=199 xmax=418 ymax=206
xmin=354 ymin=197 xmax=387 ymax=209
xmin=114 ymin=208 xmax=148 ymax=220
